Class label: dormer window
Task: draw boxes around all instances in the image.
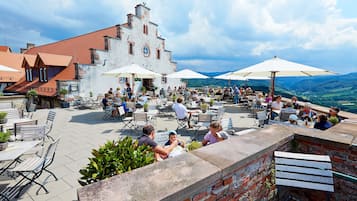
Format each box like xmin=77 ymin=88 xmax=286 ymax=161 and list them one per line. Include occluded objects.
xmin=39 ymin=67 xmax=48 ymax=82
xmin=26 ymin=68 xmax=33 ymax=81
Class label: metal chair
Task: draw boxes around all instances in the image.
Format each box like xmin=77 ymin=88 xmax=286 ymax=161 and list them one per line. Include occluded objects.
xmin=13 ymin=120 xmax=38 ymax=140
xmin=194 ymin=114 xmax=213 ymax=136
xmin=118 ymin=106 xmax=134 ymax=129
xmin=45 ymin=111 xmax=56 ymax=141
xmin=256 ymin=110 xmax=268 ymax=128
xmin=9 ymin=138 xmax=61 ymax=198
xmin=133 ymin=112 xmax=152 ymax=129
xmin=17 ymin=125 xmax=46 ymax=156
xmin=102 ymin=105 xmax=115 ymax=120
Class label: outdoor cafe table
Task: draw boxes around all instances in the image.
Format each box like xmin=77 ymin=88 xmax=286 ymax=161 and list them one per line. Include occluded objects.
xmin=0 ymin=141 xmax=41 ymax=175
xmin=0 ymin=118 xmax=34 ymax=131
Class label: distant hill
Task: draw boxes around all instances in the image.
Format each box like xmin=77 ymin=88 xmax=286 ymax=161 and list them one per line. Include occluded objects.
xmin=187 ymin=72 xmax=357 ymax=114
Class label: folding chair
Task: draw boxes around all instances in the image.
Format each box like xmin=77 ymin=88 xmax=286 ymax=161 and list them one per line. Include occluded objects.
xmin=102 ymin=105 xmax=115 ymax=120
xmin=133 ymin=112 xmax=152 ymax=129
xmin=174 ymin=110 xmax=188 ymax=131
xmin=9 ymin=138 xmax=60 ymax=198
xmin=256 ymin=110 xmax=268 ymax=128
xmin=44 ymin=111 xmax=56 ymax=141
xmin=194 ymin=114 xmax=213 ymax=137
xmin=17 ymin=125 xmax=46 ymax=156
xmin=118 ymin=106 xmax=134 ymax=129
xmin=13 ymin=120 xmax=38 ymax=141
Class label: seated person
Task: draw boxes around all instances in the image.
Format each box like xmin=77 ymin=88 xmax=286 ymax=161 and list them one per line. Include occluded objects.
xmin=328 ymin=107 xmax=341 ymax=125
xmin=165 ymin=130 xmax=185 ymax=148
xmin=138 ymin=125 xmax=178 ymax=161
xmin=291 ymin=96 xmax=299 ymax=109
xmin=101 ymin=93 xmax=110 ymax=109
xmin=172 ymin=97 xmax=193 ymax=128
xmin=281 ymin=102 xmax=297 ymax=113
xmin=298 ymin=103 xmax=316 ymax=121
xmin=271 ymin=96 xmax=283 ymax=119
xmin=288 ymin=114 xmax=299 ymax=125
xmin=314 ymin=114 xmax=332 ymax=130
xmin=137 ymin=94 xmax=149 ymax=107
xmin=202 ymin=122 xmax=229 ymax=146
xmin=113 ymin=93 xmax=122 ymax=105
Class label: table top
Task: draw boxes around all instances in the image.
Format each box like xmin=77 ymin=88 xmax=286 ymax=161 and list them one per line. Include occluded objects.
xmin=0 ymin=141 xmax=41 ymax=161
xmin=1 ymin=118 xmax=33 ymax=130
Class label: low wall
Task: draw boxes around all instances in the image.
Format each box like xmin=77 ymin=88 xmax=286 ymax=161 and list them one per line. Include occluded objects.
xmin=0 ymin=95 xmax=26 ymax=108
xmin=77 ymin=125 xmax=295 ymax=201
xmin=77 ymin=124 xmax=357 ymax=201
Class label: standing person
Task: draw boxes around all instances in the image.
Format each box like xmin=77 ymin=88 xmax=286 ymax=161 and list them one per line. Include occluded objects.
xmin=138 ymin=125 xmax=178 ymax=161
xmin=233 ymin=85 xmax=240 ymax=104
xmin=126 ymin=82 xmax=132 ymax=99
xmin=202 ymin=122 xmax=229 ymax=146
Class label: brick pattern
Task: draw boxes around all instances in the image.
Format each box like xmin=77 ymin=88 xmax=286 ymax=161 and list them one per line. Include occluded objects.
xmin=294 ymin=136 xmax=357 ymax=201
xmin=183 ymin=142 xmax=290 ymax=201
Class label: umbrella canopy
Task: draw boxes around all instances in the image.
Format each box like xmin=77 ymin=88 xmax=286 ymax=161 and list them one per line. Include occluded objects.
xmin=166 ymin=69 xmax=209 ymax=79
xmin=102 ymin=64 xmax=161 ymax=96
xmin=232 ymin=56 xmax=335 ymax=97
xmin=102 ymin=64 xmax=161 ymax=78
xmin=0 ymin=64 xmax=19 ymax=72
xmin=214 ymin=72 xmax=270 ymax=81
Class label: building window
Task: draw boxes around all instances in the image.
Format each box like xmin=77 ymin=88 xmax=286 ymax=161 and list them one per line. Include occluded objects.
xmin=143 ymin=24 xmax=148 ymax=35
xmin=161 ymin=74 xmax=167 ymax=84
xmin=129 ymin=43 xmax=134 ymax=55
xmin=156 ymin=49 xmax=161 ymax=59
xmin=26 ymin=68 xmax=33 ymax=81
xmin=39 ymin=67 xmax=48 ymax=82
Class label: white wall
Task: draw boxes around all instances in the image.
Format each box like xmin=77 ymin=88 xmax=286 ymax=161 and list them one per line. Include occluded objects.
xmin=78 ymin=5 xmax=181 ymax=98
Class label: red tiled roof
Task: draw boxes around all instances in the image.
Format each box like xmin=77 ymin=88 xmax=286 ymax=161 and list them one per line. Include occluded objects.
xmin=23 ymin=54 xmax=37 ymax=67
xmin=25 ymin=26 xmax=117 ymax=64
xmin=8 ymin=25 xmax=118 ymax=97
xmin=36 ymin=53 xmax=72 ymax=67
xmin=0 ymin=46 xmax=11 ymax=52
xmin=0 ymin=52 xmax=25 ymax=82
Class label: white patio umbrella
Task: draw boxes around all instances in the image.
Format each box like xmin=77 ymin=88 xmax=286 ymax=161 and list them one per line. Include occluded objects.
xmin=232 ymin=56 xmax=335 ymax=97
xmin=167 ymin=69 xmax=208 ymax=88
xmin=166 ymin=69 xmax=209 ymax=79
xmin=102 ymin=64 xmax=161 ymax=94
xmin=0 ymin=64 xmax=19 ymax=72
xmin=215 ymin=72 xmax=269 ymax=87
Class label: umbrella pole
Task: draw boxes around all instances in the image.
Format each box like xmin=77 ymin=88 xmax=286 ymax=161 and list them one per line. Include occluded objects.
xmin=132 ymin=73 xmax=135 ymax=98
xmin=269 ymin=72 xmax=276 ymax=120
xmin=270 ymin=72 xmax=276 ymax=98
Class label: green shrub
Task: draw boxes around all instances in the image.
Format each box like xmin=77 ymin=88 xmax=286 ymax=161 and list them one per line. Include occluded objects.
xmin=59 ymin=88 xmax=68 ymax=95
xmin=27 ymin=89 xmax=37 ymax=97
xmin=0 ymin=130 xmax=11 ymax=143
xmin=187 ymin=141 xmax=202 ymax=151
xmin=78 ymin=136 xmax=155 ymax=186
xmin=0 ymin=112 xmax=7 ymax=120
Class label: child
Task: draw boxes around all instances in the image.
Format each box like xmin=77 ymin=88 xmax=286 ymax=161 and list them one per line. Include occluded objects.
xmin=202 ymin=121 xmax=229 ymax=146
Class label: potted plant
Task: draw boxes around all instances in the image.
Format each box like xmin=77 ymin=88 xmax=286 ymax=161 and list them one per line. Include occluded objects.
xmin=59 ymin=88 xmax=69 ymax=108
xmin=143 ymin=102 xmax=149 ymax=112
xmin=0 ymin=112 xmax=7 ymax=124
xmin=141 ymin=86 xmax=146 ymax=95
xmin=0 ymin=130 xmax=11 ymax=151
xmin=201 ymin=103 xmax=208 ymax=113
xmin=26 ymin=89 xmax=38 ymax=111
xmin=209 ymin=98 xmax=214 ymax=107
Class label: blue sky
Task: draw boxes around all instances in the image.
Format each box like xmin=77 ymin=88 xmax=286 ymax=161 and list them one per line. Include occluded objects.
xmin=1 ymin=0 xmax=357 ymax=74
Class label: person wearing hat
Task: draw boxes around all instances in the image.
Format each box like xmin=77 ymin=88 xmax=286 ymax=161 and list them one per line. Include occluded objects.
xmin=288 ymin=114 xmax=299 ymax=125
xmin=138 ymin=125 xmax=178 ymax=160
xmin=165 ymin=130 xmax=185 ymax=148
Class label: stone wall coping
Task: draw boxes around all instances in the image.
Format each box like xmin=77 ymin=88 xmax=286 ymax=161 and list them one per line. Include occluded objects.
xmin=77 ymin=152 xmax=221 ymax=201
xmin=191 ymin=125 xmax=294 ymax=176
xmin=77 ymin=124 xmax=357 ymax=201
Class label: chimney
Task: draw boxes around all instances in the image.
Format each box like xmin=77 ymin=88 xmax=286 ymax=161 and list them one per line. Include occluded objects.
xmin=27 ymin=43 xmax=35 ymax=49
xmin=20 ymin=48 xmax=27 ymax=53
xmin=135 ymin=4 xmax=150 ymax=19
xmin=127 ymin=14 xmax=133 ymax=28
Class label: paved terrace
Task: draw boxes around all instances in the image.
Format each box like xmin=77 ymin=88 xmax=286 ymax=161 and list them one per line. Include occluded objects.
xmin=1 ymin=104 xmax=257 ymax=201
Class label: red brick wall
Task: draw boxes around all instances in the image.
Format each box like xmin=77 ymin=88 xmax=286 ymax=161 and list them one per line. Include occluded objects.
xmin=182 ymin=142 xmax=292 ymax=201
xmin=294 ymin=135 xmax=357 ymax=201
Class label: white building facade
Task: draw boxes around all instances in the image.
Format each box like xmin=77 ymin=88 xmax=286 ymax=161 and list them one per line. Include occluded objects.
xmin=78 ymin=4 xmax=181 ymax=97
